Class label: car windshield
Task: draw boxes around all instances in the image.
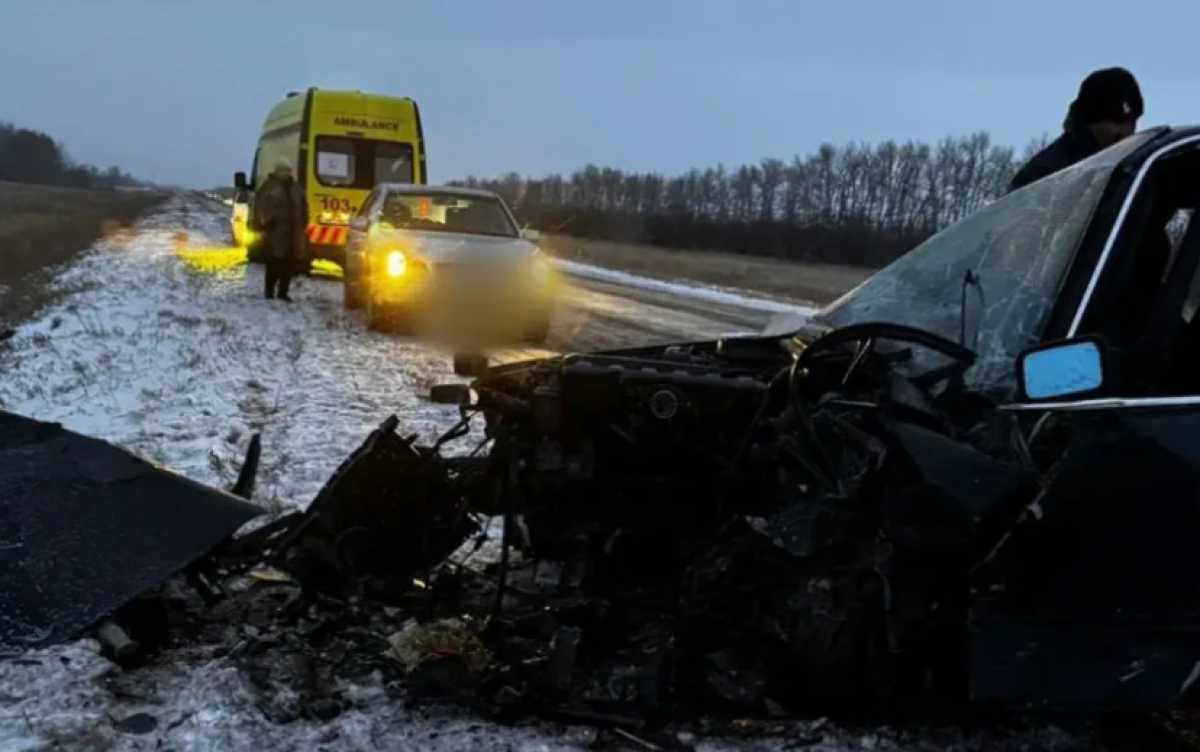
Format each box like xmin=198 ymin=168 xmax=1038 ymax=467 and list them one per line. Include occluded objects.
xmin=379 ymin=193 xmax=517 ymax=238
xmin=815 ymin=132 xmax=1157 ymax=398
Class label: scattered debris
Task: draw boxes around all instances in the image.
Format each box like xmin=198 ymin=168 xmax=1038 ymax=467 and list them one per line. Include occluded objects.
xmin=95 ymin=620 xmax=138 ymax=662
xmin=386 ymin=618 xmax=490 ymax=674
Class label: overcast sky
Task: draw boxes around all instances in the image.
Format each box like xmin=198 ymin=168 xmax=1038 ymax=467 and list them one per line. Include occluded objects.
xmin=2 ymin=0 xmax=1193 ymax=187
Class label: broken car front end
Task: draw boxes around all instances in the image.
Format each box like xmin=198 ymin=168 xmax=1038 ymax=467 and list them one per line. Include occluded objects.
xmin=276 ymin=319 xmax=1066 ymax=713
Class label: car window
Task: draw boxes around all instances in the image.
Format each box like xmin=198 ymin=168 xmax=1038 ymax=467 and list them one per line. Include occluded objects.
xmin=356 ymin=188 xmax=380 ymax=220
xmin=378 ymin=193 xmax=517 ymax=238
xmin=374 ymin=143 xmax=414 ymax=184
xmin=315 ymin=136 xmax=356 ymax=187
xmin=818 ymin=132 xmax=1158 ymax=398
xmin=315 ymin=136 xmax=414 ymax=188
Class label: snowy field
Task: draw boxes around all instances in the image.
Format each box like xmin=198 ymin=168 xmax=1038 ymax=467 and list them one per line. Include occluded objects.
xmin=0 ymin=196 xmax=1087 ymax=751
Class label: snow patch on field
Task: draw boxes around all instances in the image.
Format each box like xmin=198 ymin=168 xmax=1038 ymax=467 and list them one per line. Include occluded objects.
xmin=555 ymin=258 xmax=821 ymax=317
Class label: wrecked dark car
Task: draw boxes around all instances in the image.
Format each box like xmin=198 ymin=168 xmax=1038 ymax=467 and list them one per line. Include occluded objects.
xmin=269 ymin=126 xmax=1200 ymax=716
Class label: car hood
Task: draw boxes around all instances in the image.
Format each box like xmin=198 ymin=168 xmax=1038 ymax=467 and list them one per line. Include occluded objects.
xmin=383 ymin=230 xmax=537 ymax=265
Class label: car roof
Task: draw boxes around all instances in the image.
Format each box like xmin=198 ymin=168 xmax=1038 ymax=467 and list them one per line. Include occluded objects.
xmin=1118 ymin=126 xmax=1200 ymax=168
xmin=376 ymin=183 xmax=502 ymax=200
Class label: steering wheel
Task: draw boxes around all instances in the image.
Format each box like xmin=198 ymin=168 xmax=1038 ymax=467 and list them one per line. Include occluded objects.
xmin=797 ymin=322 xmax=977 ymax=370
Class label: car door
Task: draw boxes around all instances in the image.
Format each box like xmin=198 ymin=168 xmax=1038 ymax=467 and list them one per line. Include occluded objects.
xmin=972 ymin=396 xmax=1200 ymax=706
xmin=972 ymin=184 xmax=1200 ymax=705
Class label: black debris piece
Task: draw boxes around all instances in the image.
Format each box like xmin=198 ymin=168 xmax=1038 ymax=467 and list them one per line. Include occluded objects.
xmin=0 ymin=410 xmax=261 ymax=647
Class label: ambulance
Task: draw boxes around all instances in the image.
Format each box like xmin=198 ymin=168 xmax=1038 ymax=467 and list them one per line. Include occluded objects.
xmin=232 ymin=88 xmax=427 ymax=266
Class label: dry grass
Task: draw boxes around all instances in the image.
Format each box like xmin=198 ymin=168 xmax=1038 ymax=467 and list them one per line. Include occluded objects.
xmin=0 ymin=181 xmax=167 ymax=328
xmin=539 ymin=233 xmax=875 ymax=305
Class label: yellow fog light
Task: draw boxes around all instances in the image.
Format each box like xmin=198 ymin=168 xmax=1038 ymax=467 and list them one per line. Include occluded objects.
xmin=386 ymin=250 xmax=407 ymax=277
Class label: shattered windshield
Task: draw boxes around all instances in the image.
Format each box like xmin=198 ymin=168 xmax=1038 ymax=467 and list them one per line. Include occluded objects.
xmin=816 ymin=132 xmax=1156 ymax=398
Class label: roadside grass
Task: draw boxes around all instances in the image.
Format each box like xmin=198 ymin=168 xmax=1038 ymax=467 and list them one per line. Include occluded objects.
xmin=0 ymin=181 xmax=167 ymax=328
xmin=539 ymin=233 xmax=875 ymax=305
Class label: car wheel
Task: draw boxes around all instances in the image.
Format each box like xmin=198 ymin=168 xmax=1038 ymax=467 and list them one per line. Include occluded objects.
xmin=343 ymin=279 xmax=364 ymax=310
xmin=524 ymin=313 xmax=551 ymax=344
xmin=366 ymin=298 xmax=389 ymax=332
xmin=367 ymin=300 xmax=412 ymax=335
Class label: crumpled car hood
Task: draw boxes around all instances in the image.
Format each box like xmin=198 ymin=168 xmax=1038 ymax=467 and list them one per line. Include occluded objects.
xmin=0 ymin=410 xmax=261 ymax=647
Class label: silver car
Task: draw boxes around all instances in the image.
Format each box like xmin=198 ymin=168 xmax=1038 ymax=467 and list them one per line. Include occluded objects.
xmin=344 ymin=185 xmax=556 ymax=343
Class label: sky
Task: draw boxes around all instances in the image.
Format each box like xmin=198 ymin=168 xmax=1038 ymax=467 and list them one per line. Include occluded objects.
xmin=1 ymin=0 xmax=1194 ymax=188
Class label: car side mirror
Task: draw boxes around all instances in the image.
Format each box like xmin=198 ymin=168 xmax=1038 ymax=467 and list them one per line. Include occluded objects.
xmin=521 ymin=228 xmax=541 ymax=243
xmin=349 ymin=216 xmax=369 ymax=232
xmin=453 ymin=353 xmax=489 ymax=377
xmin=234 ymin=171 xmax=248 ymax=190
xmin=1017 ymin=337 xmax=1108 ymax=402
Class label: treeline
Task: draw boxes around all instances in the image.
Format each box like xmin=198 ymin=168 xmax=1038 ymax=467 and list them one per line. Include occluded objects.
xmin=455 ymin=132 xmax=1040 ymax=267
xmin=0 ymin=122 xmax=140 ymax=190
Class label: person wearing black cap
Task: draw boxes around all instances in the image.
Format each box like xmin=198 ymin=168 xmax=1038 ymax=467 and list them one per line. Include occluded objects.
xmin=1008 ymin=67 xmax=1143 ymax=192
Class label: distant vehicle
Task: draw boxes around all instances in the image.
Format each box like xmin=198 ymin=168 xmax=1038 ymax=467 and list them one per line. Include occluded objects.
xmin=344 ymin=184 xmax=555 ymax=343
xmin=232 ymin=88 xmax=428 ymax=266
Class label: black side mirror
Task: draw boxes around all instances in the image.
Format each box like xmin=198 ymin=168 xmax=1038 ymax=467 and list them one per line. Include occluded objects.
xmin=430 ymin=384 xmax=472 ymax=405
xmin=453 ymin=353 xmax=489 ymax=377
xmin=234 ymin=171 xmax=248 ymax=190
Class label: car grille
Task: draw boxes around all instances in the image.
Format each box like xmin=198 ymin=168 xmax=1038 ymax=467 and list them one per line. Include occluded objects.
xmin=434 ymin=263 xmax=520 ymax=287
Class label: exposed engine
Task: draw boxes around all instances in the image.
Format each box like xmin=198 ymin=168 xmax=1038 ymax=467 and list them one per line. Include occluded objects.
xmin=266 ymin=322 xmax=1046 ymax=712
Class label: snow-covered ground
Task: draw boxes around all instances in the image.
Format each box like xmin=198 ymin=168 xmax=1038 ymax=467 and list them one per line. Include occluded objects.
xmin=0 ymin=195 xmax=1087 ymax=751
xmin=0 ymin=194 xmax=474 ymax=515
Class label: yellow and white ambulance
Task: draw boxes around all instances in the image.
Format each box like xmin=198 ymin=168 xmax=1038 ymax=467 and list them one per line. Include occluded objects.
xmin=233 ymin=88 xmax=427 ymax=266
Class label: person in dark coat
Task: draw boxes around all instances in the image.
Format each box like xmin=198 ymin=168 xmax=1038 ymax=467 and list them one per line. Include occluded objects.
xmin=1009 ymin=67 xmax=1143 ymax=193
xmin=254 ymin=163 xmax=308 ymax=301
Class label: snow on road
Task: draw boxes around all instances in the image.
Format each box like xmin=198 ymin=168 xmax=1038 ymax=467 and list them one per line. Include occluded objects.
xmin=0 ymin=195 xmax=1085 ymax=751
xmin=0 ymin=194 xmax=472 ymax=515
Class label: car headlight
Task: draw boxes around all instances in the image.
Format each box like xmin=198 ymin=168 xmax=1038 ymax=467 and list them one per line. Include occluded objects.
xmin=386 ymin=250 xmax=407 ymax=278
